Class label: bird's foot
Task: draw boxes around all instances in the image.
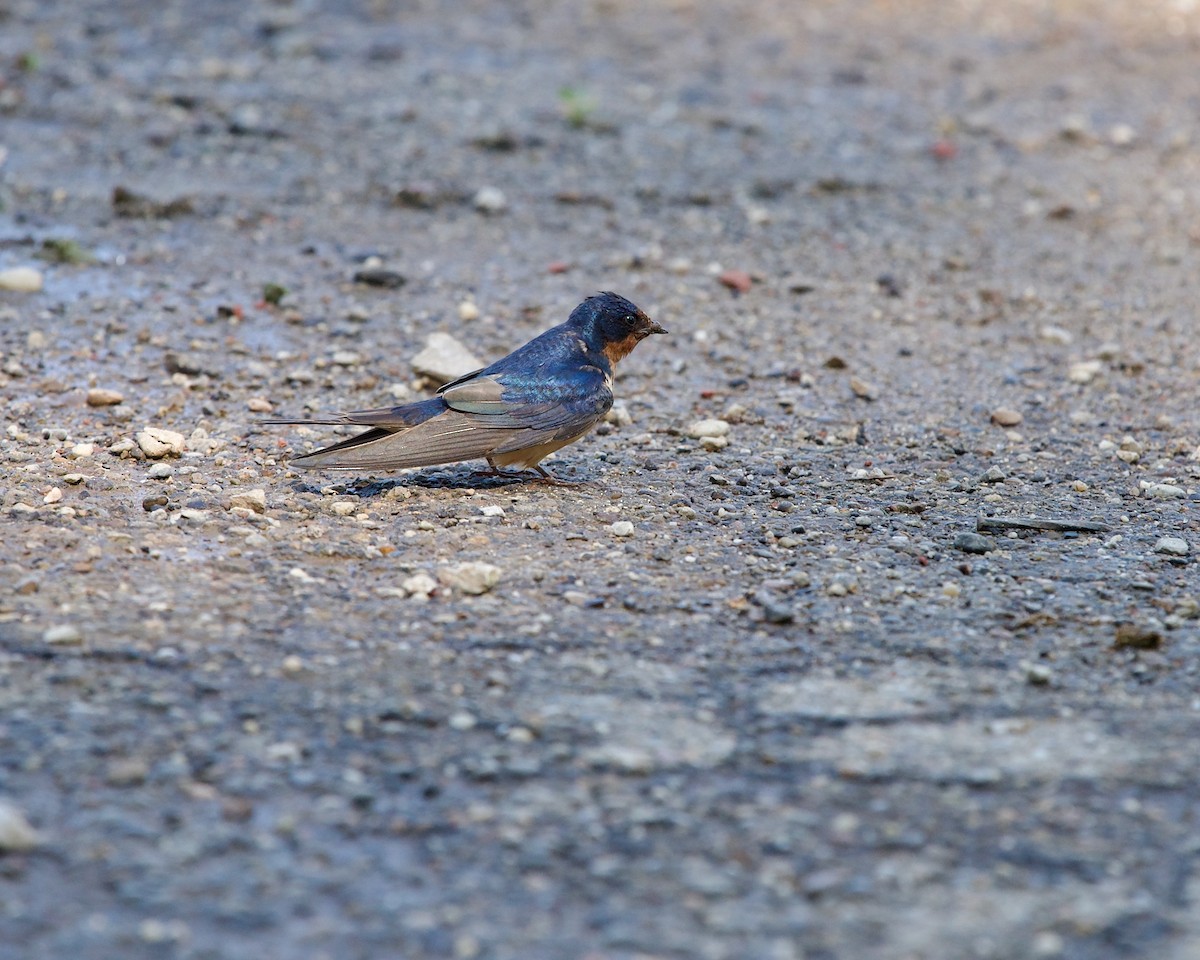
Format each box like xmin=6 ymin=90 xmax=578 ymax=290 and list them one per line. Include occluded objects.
xmin=530 ymin=466 xmax=582 ymax=486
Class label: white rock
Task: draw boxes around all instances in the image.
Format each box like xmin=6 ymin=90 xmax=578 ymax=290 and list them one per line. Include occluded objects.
xmin=479 ymin=505 xmax=505 ymax=518
xmin=609 ymin=520 xmax=635 ymax=538
xmin=411 ymin=332 xmax=484 ymax=384
xmin=457 ymin=300 xmax=480 ymax=321
xmin=136 ymin=428 xmax=186 ymax=458
xmin=685 ymin=418 xmax=731 ymax=439
xmin=0 ymin=266 xmax=44 ymax=293
xmin=147 ymin=463 xmax=173 ymax=479
xmin=401 ymin=572 xmax=438 ymax=597
xmin=86 ymin=388 xmax=125 ymax=407
xmin=604 ymin=401 xmax=633 ymax=427
xmin=437 ymin=562 xmax=501 ymax=595
xmin=42 ymin=487 xmax=63 ymax=505
xmin=1141 ymin=482 xmax=1186 ymax=499
xmin=230 ymin=489 xmax=267 ymax=513
xmin=1038 ymin=325 xmax=1073 ymax=345
xmin=472 ymin=186 xmax=508 ymax=214
xmin=1154 ymin=536 xmax=1189 ymax=556
xmin=330 ymin=501 xmax=357 ymax=516
xmin=68 ymin=442 xmax=95 ymax=459
xmin=332 ymin=350 xmax=361 ymax=367
xmin=1068 ymin=360 xmax=1103 ymax=384
xmin=0 ymin=800 xmax=39 ymax=851
xmin=44 ymin=624 xmax=83 ymax=645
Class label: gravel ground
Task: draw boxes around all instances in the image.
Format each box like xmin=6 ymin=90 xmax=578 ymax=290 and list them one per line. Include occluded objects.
xmin=2 ymin=1 xmax=1200 ymax=958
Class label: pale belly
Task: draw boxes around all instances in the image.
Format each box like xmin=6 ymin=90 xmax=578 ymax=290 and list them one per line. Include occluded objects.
xmin=489 ymin=432 xmax=588 ymax=470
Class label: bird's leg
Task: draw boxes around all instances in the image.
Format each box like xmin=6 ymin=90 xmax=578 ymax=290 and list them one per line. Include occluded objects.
xmin=531 ymin=465 xmax=581 ymax=487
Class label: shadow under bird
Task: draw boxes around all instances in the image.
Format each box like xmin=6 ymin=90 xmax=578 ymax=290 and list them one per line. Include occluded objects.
xmin=265 ymin=292 xmax=666 ymax=482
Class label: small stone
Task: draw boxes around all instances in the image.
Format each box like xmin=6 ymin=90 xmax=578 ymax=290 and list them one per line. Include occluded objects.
xmin=604 ymin=401 xmax=633 ymax=427
xmin=353 ymin=268 xmax=406 ymax=289
xmin=685 ymin=419 xmax=731 ymax=439
xmin=0 ymin=801 xmax=39 ymax=851
xmin=472 ymin=186 xmax=508 ymax=214
xmin=1141 ymin=482 xmax=1185 ymax=499
xmin=1025 ymin=663 xmax=1053 ymax=685
xmin=411 ymin=332 xmax=484 ymax=384
xmin=43 ymin=624 xmax=83 ymax=645
xmin=978 ymin=466 xmax=1007 ymax=484
xmin=942 ymin=581 xmax=962 ymax=599
xmin=438 ymin=562 xmax=501 ymax=595
xmin=1115 ymin=448 xmax=1140 ymax=464
xmin=1113 ymin=622 xmax=1163 ymax=649
xmin=717 ymin=269 xmax=753 ymax=293
xmin=137 ymin=428 xmax=186 ymax=458
xmin=105 ymin=758 xmax=149 ymax=787
xmin=247 ymin=396 xmax=274 ymax=413
xmin=0 ymin=266 xmax=44 ymax=292
xmin=402 ymin=573 xmax=438 ymax=597
xmin=849 ymin=376 xmax=878 ymax=401
xmin=331 ymin=350 xmax=361 ymax=367
xmin=1071 ymin=480 xmax=1088 ymax=492
xmin=609 ymin=521 xmax=635 ymax=538
xmin=457 ymin=300 xmax=480 ymax=321
xmin=700 ymin=436 xmax=729 ymax=451
xmin=954 ymin=532 xmax=995 ymax=554
xmin=147 ymin=463 xmax=174 ymax=480
xmin=1038 ymin=325 xmax=1073 ymax=345
xmin=448 ymin=712 xmax=477 ymax=731
xmin=281 ymin=655 xmax=305 ymax=676
xmin=826 ymin=582 xmax=848 ymax=597
xmin=990 ymin=408 xmax=1023 ymax=427
xmin=42 ymin=487 xmax=63 ymax=505
xmin=86 ymin=388 xmax=125 ymax=407
xmin=478 ymin=504 xmax=505 ymax=518
xmin=68 ymin=443 xmax=94 ymax=459
xmin=230 ymin=489 xmax=267 ymax=514
xmin=1154 ymin=536 xmax=1189 ymax=556
xmin=330 ymin=501 xmax=357 ymax=516
xmin=1068 ymin=360 xmax=1103 ymax=384
xmin=63 ymin=474 xmax=85 ymax=485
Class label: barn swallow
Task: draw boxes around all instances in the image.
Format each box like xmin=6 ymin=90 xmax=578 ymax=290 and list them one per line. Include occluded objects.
xmin=266 ymin=292 xmax=666 ymax=482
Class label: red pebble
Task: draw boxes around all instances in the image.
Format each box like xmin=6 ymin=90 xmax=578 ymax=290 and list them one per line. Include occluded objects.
xmin=718 ymin=269 xmax=753 ymax=293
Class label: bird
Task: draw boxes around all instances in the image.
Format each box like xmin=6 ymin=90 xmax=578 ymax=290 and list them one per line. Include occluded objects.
xmin=265 ymin=291 xmax=666 ymax=483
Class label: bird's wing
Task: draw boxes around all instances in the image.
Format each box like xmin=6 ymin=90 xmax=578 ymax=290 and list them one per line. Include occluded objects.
xmin=441 ymin=367 xmax=613 ymax=438
xmin=289 ymin=366 xmax=612 ymax=471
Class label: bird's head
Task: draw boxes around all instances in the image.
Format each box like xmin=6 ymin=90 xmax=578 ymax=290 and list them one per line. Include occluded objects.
xmin=569 ymin=291 xmax=667 ymax=364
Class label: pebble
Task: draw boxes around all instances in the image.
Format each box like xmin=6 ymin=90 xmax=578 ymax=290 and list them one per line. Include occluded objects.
xmin=105 ymin=757 xmax=149 ymax=787
xmin=685 ymin=419 xmax=730 ymax=439
xmin=700 ymin=436 xmax=728 ymax=451
xmin=954 ymin=532 xmax=996 ymax=554
xmin=1038 ymin=325 xmax=1073 ymax=345
xmin=247 ymin=396 xmax=274 ymax=413
xmin=448 ymin=711 xmax=477 ymax=731
xmin=717 ymin=269 xmax=753 ymax=293
xmin=1114 ymin=622 xmax=1163 ymax=649
xmin=1068 ymin=360 xmax=1103 ymax=384
xmin=1025 ymin=663 xmax=1053 ymax=685
xmin=0 ymin=266 xmax=44 ymax=292
xmin=331 ymin=501 xmax=357 ymax=516
xmin=68 ymin=442 xmax=94 ymax=459
xmin=63 ymin=474 xmax=85 ymax=485
xmin=1154 ymin=536 xmax=1189 ymax=556
xmin=42 ymin=487 xmax=63 ymax=505
xmin=137 ymin=428 xmax=186 ymax=458
xmin=281 ymin=655 xmax=305 ymax=676
xmin=978 ymin=466 xmax=1007 ymax=484
xmin=86 ymin=388 xmax=125 ymax=407
xmin=849 ymin=376 xmax=879 ymax=401
xmin=1141 ymin=482 xmax=1185 ymax=499
xmin=609 ymin=521 xmax=635 ymax=538
xmin=0 ymin=800 xmax=39 ymax=851
xmin=147 ymin=463 xmax=174 ymax=480
xmin=604 ymin=401 xmax=633 ymax=427
xmin=230 ymin=489 xmax=267 ymax=513
xmin=990 ymin=408 xmax=1023 ymax=427
xmin=472 ymin=186 xmax=508 ymax=214
xmin=402 ymin=572 xmax=438 ymax=598
xmin=411 ymin=332 xmax=484 ymax=383
xmin=458 ymin=300 xmax=480 ymax=321
xmin=437 ymin=562 xmax=501 ymax=595
xmin=43 ymin=624 xmax=83 ymax=645
xmin=479 ymin=505 xmax=505 ymax=518
xmin=331 ymin=350 xmax=361 ymax=367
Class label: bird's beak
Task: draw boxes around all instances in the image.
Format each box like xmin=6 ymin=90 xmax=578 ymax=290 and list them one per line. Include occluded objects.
xmin=645 ymin=319 xmax=668 ymax=335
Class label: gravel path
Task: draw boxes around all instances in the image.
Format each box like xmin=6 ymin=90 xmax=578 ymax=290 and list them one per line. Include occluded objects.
xmin=2 ymin=2 xmax=1199 ymax=958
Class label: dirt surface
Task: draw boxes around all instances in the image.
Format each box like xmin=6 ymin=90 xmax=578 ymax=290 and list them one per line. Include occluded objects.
xmin=2 ymin=1 xmax=1200 ymax=958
